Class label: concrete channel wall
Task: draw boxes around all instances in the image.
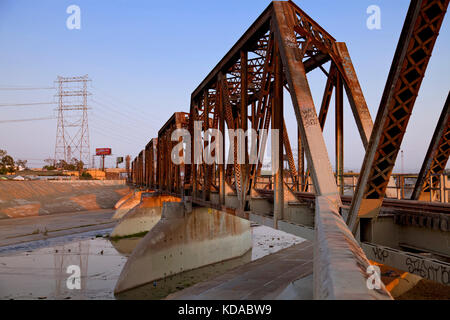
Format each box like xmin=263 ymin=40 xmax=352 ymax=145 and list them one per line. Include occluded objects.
xmin=314 ymin=196 xmax=392 ymax=300
xmin=0 ymin=180 xmax=130 ymax=219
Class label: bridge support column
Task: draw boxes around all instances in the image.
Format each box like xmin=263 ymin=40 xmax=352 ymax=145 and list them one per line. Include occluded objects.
xmin=273 ymin=44 xmax=284 ymax=228
xmin=219 ymin=77 xmax=226 ymax=205
xmin=335 ymin=73 xmax=344 ymax=195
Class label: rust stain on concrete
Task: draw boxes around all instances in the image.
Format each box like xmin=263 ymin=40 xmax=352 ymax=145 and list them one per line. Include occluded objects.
xmin=70 ymin=194 xmax=102 ymax=211
xmin=1 ymin=203 xmax=41 ymax=218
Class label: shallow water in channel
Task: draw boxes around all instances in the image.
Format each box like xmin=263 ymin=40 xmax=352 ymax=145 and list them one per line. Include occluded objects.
xmin=0 ymin=225 xmax=304 ymax=300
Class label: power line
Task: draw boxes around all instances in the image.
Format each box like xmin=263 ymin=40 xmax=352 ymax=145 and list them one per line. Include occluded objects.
xmin=0 ymin=116 xmax=55 ymax=124
xmin=0 ymin=87 xmax=55 ymax=91
xmin=91 ymin=98 xmax=157 ymax=127
xmin=91 ymin=89 xmax=164 ymax=126
xmin=91 ymin=121 xmax=142 ymax=141
xmin=91 ymin=111 xmax=153 ymax=139
xmin=91 ymin=120 xmax=150 ymax=143
xmin=91 ymin=127 xmax=141 ymax=146
xmin=0 ymin=102 xmax=54 ymax=107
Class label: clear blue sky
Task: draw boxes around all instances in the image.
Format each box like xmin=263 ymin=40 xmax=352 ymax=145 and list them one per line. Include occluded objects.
xmin=0 ymin=0 xmax=448 ymax=171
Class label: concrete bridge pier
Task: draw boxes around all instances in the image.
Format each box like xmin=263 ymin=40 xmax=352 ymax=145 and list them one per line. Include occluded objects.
xmin=114 ymin=201 xmax=252 ymax=295
xmin=111 ymin=193 xmax=181 ymax=239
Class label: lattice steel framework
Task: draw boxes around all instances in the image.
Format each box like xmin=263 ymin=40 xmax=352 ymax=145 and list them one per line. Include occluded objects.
xmin=180 ymin=0 xmax=383 ymax=219
xmin=348 ymin=0 xmax=449 ymax=233
xmin=145 ymin=138 xmax=158 ymax=188
xmin=54 ymin=75 xmax=91 ymax=167
xmin=128 ymin=1 xmax=448 ymax=238
xmin=411 ymin=92 xmax=450 ymax=200
xmin=157 ymin=112 xmax=189 ymax=194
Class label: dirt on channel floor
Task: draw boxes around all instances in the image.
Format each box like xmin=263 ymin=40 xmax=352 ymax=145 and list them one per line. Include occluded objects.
xmin=396 ymin=280 xmax=450 ymax=300
xmin=374 ymin=262 xmax=450 ymax=300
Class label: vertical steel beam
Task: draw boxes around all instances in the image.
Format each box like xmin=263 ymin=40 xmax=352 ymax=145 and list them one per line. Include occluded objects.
xmin=273 ymin=43 xmax=284 ymax=227
xmin=131 ymin=159 xmax=134 ymax=184
xmin=219 ymin=75 xmax=226 ymax=205
xmin=240 ymin=50 xmax=249 ymax=210
xmin=412 ymin=92 xmax=450 ymax=200
xmin=283 ymin=120 xmax=298 ymax=185
xmin=191 ymin=102 xmax=198 ymax=199
xmin=297 ymin=126 xmax=304 ymax=191
xmin=145 ymin=146 xmax=150 ymax=187
xmin=272 ymin=1 xmax=341 ymax=206
xmin=335 ymin=73 xmax=344 ymax=195
xmin=155 ymin=140 xmax=159 ymax=188
xmin=203 ymin=91 xmax=209 ymax=201
xmin=348 ymin=0 xmax=449 ymax=233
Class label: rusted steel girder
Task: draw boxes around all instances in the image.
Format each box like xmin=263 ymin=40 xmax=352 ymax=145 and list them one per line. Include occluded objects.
xmin=131 ymin=158 xmax=136 ymax=185
xmin=348 ymin=0 xmax=449 ymax=234
xmin=125 ymin=155 xmax=131 ymax=182
xmin=335 ymin=72 xmax=344 ymax=195
xmin=187 ymin=86 xmax=219 ymax=200
xmin=144 ymin=138 xmax=158 ymax=188
xmin=157 ymin=112 xmax=189 ymax=193
xmin=272 ymin=1 xmax=340 ymax=206
xmin=411 ymin=92 xmax=450 ymax=200
xmin=335 ymin=43 xmax=374 ymax=149
xmin=137 ymin=151 xmax=144 ymax=187
xmin=186 ymin=1 xmax=382 ymax=210
xmin=272 ymin=41 xmax=284 ymax=225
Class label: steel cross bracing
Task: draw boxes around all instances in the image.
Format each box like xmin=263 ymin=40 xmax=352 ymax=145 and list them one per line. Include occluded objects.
xmin=153 ymin=112 xmax=190 ymax=194
xmin=145 ymin=138 xmax=158 ymax=188
xmin=126 ymin=1 xmax=449 ymax=291
xmin=128 ymin=0 xmax=448 ymax=241
xmin=347 ymin=0 xmax=449 ymax=234
xmin=411 ymin=92 xmax=450 ymax=201
xmin=180 ymin=1 xmax=388 ymax=216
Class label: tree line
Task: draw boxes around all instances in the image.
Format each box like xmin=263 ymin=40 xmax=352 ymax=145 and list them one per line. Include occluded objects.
xmin=0 ymin=150 xmax=27 ymax=174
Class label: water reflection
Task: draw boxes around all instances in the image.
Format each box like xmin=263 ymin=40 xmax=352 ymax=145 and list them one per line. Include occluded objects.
xmin=0 ymin=237 xmax=127 ymax=300
xmin=0 ymin=225 xmax=303 ymax=300
xmin=116 ymin=250 xmax=253 ymax=300
xmin=53 ymin=241 xmax=90 ymax=299
xmin=110 ymin=237 xmax=142 ymax=255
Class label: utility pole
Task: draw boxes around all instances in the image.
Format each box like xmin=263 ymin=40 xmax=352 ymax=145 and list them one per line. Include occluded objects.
xmin=54 ymin=75 xmax=91 ymax=168
xmin=125 ymin=155 xmax=131 ymax=181
xmin=401 ymin=150 xmax=404 ymax=174
xmin=101 ymin=155 xmax=106 ymax=171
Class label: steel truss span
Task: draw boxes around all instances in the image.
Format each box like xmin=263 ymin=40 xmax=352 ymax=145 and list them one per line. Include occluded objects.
xmin=128 ymin=1 xmax=449 ymax=298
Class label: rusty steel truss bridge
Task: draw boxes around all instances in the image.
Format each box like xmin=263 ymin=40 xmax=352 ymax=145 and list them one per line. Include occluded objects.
xmin=127 ymin=1 xmax=449 ymax=298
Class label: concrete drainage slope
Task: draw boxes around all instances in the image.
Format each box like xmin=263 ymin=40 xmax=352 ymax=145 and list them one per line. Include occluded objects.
xmin=0 ymin=180 xmax=130 ymax=219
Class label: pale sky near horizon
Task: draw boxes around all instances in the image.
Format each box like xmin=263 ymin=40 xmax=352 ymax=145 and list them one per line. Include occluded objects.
xmin=0 ymin=0 xmax=448 ymax=172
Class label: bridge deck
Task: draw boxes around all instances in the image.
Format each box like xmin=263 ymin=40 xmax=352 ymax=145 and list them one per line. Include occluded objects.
xmin=166 ymin=241 xmax=313 ymax=300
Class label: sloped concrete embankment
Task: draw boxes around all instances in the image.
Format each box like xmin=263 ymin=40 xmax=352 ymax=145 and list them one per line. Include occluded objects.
xmin=114 ymin=203 xmax=252 ymax=294
xmin=0 ymin=180 xmax=130 ymax=219
xmin=112 ymin=191 xmax=144 ymax=220
xmin=111 ymin=194 xmax=181 ymax=238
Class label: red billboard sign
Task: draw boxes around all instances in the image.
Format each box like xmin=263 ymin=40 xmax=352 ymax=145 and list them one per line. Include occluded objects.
xmin=96 ymin=148 xmax=112 ymax=156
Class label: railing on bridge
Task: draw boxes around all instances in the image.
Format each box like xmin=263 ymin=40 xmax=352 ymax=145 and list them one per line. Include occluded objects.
xmin=255 ymin=172 xmax=450 ymax=203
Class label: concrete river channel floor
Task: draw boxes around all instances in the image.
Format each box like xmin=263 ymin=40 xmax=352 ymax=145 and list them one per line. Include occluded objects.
xmin=0 ymin=204 xmax=448 ymax=300
xmin=0 ymin=209 xmax=305 ymax=300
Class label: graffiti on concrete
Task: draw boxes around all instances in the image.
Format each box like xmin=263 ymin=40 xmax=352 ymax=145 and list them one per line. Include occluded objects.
xmin=405 ymin=257 xmax=450 ymax=285
xmin=372 ymin=246 xmax=389 ymax=263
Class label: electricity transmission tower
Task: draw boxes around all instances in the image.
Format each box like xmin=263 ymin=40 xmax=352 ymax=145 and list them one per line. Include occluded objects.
xmin=54 ymin=75 xmax=91 ymax=167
